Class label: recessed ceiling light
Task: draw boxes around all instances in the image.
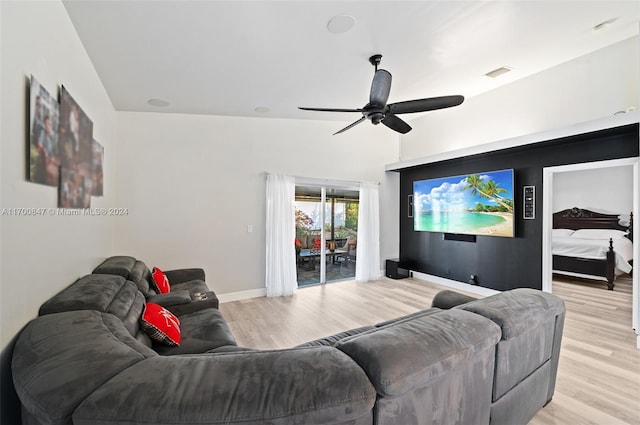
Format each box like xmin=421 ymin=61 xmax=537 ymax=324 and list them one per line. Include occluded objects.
xmin=147 ymin=98 xmax=170 ymax=107
xmin=592 ymin=18 xmax=617 ymax=33
xmin=484 ymin=66 xmax=512 ymax=78
xmin=254 ymin=106 xmax=270 ymax=113
xmin=327 ymin=15 xmax=356 ymax=34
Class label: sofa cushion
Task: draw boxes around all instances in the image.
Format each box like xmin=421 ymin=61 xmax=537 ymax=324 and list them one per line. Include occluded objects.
xmin=153 ymin=308 xmax=237 ymax=355
xmin=39 ymin=274 xmax=146 ymax=338
xmin=129 ymin=260 xmax=156 ymax=296
xmin=171 ymin=281 xmax=218 ymax=311
xmin=171 ymin=279 xmax=210 ymax=295
xmin=92 ymin=255 xmax=136 ymax=278
xmin=93 ymin=256 xmax=158 ymax=296
xmin=12 ymin=310 xmax=156 ymax=425
xmin=164 ymin=267 xmax=206 ymax=284
xmin=72 ymin=347 xmax=376 ymax=425
xmin=140 ymin=302 xmax=181 ymax=346
xmin=148 ymin=290 xmax=219 ymax=316
xmin=147 ymin=289 xmax=192 ymax=308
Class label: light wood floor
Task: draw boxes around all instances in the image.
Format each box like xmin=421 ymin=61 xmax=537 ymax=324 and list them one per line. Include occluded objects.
xmin=219 ymin=275 xmax=640 ymax=425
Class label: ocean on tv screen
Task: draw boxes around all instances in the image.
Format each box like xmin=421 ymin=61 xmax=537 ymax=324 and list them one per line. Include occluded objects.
xmin=415 ymin=211 xmax=513 ymax=237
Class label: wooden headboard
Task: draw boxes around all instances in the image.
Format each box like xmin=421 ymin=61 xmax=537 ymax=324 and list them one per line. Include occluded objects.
xmin=553 ymin=207 xmax=629 ymax=232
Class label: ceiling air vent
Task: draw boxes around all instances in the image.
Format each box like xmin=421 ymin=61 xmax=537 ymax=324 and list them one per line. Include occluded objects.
xmin=484 ymin=66 xmax=512 ymax=78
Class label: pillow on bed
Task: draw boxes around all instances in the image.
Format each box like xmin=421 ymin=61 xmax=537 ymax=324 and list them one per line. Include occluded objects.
xmin=571 ymin=229 xmax=629 ymax=240
xmin=552 ymin=229 xmax=575 ymax=238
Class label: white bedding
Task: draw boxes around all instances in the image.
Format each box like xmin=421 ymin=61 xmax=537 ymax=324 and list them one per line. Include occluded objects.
xmin=552 ymin=228 xmax=633 ymax=275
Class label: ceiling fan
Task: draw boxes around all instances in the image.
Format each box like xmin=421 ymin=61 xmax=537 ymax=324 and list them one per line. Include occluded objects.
xmin=299 ymin=54 xmax=464 ymax=135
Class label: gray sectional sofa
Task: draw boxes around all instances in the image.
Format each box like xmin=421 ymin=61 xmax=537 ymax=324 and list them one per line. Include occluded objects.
xmin=12 ymin=261 xmax=565 ymax=425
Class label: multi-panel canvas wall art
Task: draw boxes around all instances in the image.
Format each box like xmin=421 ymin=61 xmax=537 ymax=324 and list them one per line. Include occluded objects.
xmin=27 ymin=76 xmax=104 ymax=207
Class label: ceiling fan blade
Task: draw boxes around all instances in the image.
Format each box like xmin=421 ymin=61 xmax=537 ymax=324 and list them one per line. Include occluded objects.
xmin=369 ymin=69 xmax=392 ymax=107
xmin=388 ymin=95 xmax=464 ymax=114
xmin=299 ymin=107 xmax=363 ymax=113
xmin=333 ymin=117 xmax=366 ymax=135
xmin=382 ymin=114 xmax=412 ymax=134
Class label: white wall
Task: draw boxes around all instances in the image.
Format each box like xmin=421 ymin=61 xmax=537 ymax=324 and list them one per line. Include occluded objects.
xmin=0 ymin=1 xmax=117 ymax=349
xmin=401 ymin=36 xmax=639 ymax=160
xmin=114 ymin=112 xmax=399 ymax=296
xmin=553 ymin=166 xmax=634 ymax=215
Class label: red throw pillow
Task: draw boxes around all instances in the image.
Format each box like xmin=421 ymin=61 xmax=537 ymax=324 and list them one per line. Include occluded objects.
xmin=140 ymin=302 xmax=181 ymax=346
xmin=151 ymin=267 xmax=171 ymax=294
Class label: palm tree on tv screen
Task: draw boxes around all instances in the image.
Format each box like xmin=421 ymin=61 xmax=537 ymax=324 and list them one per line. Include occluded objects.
xmin=463 ymin=174 xmax=513 ymax=213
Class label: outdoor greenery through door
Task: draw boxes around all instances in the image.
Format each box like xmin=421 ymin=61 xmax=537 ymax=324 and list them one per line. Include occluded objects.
xmin=295 ymin=186 xmax=359 ymax=286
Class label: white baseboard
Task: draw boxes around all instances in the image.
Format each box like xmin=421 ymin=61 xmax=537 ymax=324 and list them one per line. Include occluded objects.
xmin=217 ymin=288 xmax=266 ymax=303
xmin=411 ymin=271 xmax=499 ymax=297
xmin=217 ymin=272 xmax=499 ymax=303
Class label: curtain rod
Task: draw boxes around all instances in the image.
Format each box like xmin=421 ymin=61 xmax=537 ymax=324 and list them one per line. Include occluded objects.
xmin=264 ymin=172 xmax=380 ymax=186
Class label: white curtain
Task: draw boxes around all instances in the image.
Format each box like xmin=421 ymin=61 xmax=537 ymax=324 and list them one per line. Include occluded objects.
xmin=355 ymin=181 xmax=381 ymax=282
xmin=265 ymin=173 xmax=297 ymax=297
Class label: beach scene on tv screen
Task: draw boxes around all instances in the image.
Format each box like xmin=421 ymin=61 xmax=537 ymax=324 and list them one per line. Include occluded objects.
xmin=414 ymin=169 xmax=514 ymax=237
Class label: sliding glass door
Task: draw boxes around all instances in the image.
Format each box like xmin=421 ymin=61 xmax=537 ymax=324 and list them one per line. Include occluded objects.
xmin=295 ymin=185 xmax=359 ymax=287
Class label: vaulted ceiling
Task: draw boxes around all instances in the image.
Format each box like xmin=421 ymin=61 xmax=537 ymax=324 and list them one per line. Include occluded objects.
xmin=64 ymin=1 xmax=639 ymax=122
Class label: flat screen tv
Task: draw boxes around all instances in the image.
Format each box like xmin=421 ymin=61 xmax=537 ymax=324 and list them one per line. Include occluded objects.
xmin=413 ymin=169 xmax=515 ymax=237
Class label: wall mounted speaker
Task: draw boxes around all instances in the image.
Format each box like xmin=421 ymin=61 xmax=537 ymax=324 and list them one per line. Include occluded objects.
xmin=523 ymin=186 xmax=535 ymax=219
xmin=408 ymin=194 xmax=413 ymax=218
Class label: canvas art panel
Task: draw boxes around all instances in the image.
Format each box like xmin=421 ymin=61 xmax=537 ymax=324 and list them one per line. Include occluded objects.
xmin=91 ymin=139 xmax=104 ymax=196
xmin=59 ymin=87 xmax=93 ymax=181
xmin=29 ymin=76 xmax=60 ymax=186
xmin=59 ymin=167 xmax=91 ymax=209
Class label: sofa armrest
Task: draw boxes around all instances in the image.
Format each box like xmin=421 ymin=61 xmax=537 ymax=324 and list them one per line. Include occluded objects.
xmin=72 ymin=347 xmax=376 ymax=425
xmin=431 ymin=290 xmax=478 ymax=309
xmin=334 ymin=310 xmax=501 ymax=425
xmin=147 ymin=290 xmax=192 ymax=307
xmin=164 ymin=268 xmax=205 ymax=284
xmin=457 ymin=288 xmax=566 ymax=405
xmin=336 ymin=309 xmax=501 ymax=397
xmin=456 ymin=288 xmax=565 ymax=340
xmin=13 ymin=311 xmax=157 ymax=425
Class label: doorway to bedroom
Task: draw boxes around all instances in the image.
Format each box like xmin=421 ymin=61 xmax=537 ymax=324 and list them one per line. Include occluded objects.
xmin=542 ymin=157 xmax=639 ymax=346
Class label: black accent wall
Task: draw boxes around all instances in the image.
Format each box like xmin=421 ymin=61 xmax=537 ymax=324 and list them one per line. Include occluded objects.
xmin=398 ymin=123 xmax=639 ymax=291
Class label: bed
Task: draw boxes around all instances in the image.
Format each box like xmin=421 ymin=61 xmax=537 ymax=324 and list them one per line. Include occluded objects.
xmin=552 ymin=207 xmax=633 ymax=290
